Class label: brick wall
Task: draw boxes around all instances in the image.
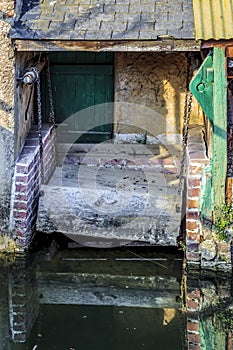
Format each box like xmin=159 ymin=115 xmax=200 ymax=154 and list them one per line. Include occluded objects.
xmin=186 ymin=281 xmax=201 ymax=350
xmin=8 ymin=258 xmax=39 ymax=343
xmin=186 ymin=272 xmax=232 ymax=349
xmin=186 ymin=125 xmax=209 ymax=266
xmin=186 ymin=124 xmax=233 ymax=269
xmin=11 ymin=124 xmax=56 ymax=249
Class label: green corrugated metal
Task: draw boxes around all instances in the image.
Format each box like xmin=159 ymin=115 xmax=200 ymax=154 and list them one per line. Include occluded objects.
xmin=193 ymin=0 xmax=233 ymax=40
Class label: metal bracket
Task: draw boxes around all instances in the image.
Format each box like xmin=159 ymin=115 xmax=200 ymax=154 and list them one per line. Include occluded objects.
xmin=17 ymin=67 xmax=40 ymax=85
xmin=190 ymin=54 xmax=214 ymax=123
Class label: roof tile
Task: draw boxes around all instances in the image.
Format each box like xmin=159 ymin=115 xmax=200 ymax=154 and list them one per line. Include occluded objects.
xmin=9 ymin=0 xmax=195 ymax=41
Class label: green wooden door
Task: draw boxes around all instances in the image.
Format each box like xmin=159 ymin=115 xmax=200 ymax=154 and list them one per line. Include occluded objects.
xmin=42 ymin=54 xmax=114 ymax=143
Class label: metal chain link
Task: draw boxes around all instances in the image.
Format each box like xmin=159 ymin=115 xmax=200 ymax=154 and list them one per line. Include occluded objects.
xmin=36 ymin=74 xmax=44 ymax=184
xmin=47 ymin=59 xmax=56 ymax=128
xmin=178 ymin=60 xmax=193 ymax=195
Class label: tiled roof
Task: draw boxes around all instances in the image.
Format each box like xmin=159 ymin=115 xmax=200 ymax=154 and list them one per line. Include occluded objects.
xmin=9 ymin=0 xmax=195 ymax=40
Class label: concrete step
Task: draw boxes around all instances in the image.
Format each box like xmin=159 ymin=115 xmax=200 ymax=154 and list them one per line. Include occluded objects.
xmin=36 ymin=161 xmax=182 ymax=247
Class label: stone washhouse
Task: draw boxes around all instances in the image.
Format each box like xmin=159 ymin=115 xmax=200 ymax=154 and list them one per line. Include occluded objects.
xmin=0 ymin=0 xmax=233 ymax=270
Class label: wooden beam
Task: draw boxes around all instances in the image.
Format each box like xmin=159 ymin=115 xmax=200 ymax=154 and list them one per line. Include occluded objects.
xmin=14 ymin=39 xmax=201 ymax=52
xmin=202 ymin=40 xmax=233 ymax=49
xmin=226 ymin=178 xmax=233 ymax=205
xmin=36 ymin=272 xmax=181 ymax=308
xmin=212 ymin=47 xmax=227 ymax=210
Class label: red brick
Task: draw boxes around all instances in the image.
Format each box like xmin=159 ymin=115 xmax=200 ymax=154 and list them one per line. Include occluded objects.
xmin=15 ymin=174 xmax=30 ymax=183
xmin=15 ymin=228 xmax=30 ymax=238
xmin=188 ymin=179 xmax=201 ymax=188
xmin=186 ymin=221 xmax=199 ymax=231
xmin=14 ymin=193 xmax=27 ymax=201
xmin=187 ymin=322 xmax=199 ymax=332
xmin=15 ymin=183 xmax=28 ymax=193
xmin=13 ymin=210 xmax=27 ymax=219
xmin=186 ymin=211 xmax=199 ymax=220
xmin=16 ymin=163 xmax=33 ymax=174
xmin=187 ymin=299 xmax=199 ymax=310
xmin=187 ymin=333 xmax=201 ymax=344
xmin=188 ymin=290 xmax=201 ymax=298
xmin=187 ymin=199 xmax=199 ymax=209
xmin=188 ymin=188 xmax=200 ymax=197
xmin=14 ymin=201 xmax=27 ymax=210
xmin=186 ymin=233 xmax=200 ymax=242
xmin=188 ymin=165 xmax=205 ymax=176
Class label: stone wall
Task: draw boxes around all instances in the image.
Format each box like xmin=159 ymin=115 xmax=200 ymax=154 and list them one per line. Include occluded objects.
xmin=0 ymin=0 xmax=15 ymax=237
xmin=114 ymin=52 xmax=202 ymax=141
xmin=11 ymin=125 xmax=56 ymax=249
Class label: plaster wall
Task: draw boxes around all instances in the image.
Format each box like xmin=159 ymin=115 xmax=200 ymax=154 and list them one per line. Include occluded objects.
xmin=114 ymin=52 xmax=201 ymax=141
xmin=0 ymin=0 xmax=15 ymax=233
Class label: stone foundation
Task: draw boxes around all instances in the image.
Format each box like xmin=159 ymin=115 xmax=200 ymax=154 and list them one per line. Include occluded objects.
xmin=10 ymin=124 xmax=56 ymax=250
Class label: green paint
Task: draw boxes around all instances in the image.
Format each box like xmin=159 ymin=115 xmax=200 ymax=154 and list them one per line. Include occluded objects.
xmin=199 ymin=165 xmax=213 ymax=222
xmin=190 ymin=54 xmax=214 ymax=122
xmin=190 ymin=48 xmax=227 ymax=218
xmin=212 ymin=47 xmax=227 ymax=209
xmin=42 ymin=56 xmax=114 ymax=143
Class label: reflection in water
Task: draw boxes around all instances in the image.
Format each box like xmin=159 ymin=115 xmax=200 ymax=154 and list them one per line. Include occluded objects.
xmin=186 ymin=271 xmax=233 ymax=350
xmin=0 ymin=249 xmax=232 ymax=349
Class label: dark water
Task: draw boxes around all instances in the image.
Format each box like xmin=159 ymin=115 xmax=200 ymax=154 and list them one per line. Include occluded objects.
xmin=0 ymin=247 xmax=232 ymax=350
xmin=18 ymin=305 xmax=182 ymax=350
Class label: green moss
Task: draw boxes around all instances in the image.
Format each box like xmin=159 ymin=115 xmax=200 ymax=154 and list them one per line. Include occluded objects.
xmin=213 ymin=204 xmax=233 ymax=241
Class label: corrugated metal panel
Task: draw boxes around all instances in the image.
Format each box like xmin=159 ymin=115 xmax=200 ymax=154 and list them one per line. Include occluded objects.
xmin=193 ymin=0 xmax=233 ymax=40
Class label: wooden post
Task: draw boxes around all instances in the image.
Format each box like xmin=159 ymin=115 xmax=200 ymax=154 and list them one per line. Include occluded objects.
xmin=226 ymin=178 xmax=233 ymax=205
xmin=227 ymin=332 xmax=232 ymax=350
xmin=212 ymin=47 xmax=227 ymax=210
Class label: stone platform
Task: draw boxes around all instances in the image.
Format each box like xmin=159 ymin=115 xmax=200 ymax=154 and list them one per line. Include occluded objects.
xmin=36 ymin=142 xmax=183 ymax=247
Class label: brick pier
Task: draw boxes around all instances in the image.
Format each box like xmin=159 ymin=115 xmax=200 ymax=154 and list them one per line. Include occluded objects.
xmin=10 ymin=124 xmax=56 ymax=249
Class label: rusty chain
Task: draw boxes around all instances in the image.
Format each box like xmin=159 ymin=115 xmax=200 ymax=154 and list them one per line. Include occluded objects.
xmin=178 ymin=59 xmax=193 ymax=195
xmin=47 ymin=59 xmax=56 ymax=128
xmin=36 ymin=72 xmax=44 ymax=184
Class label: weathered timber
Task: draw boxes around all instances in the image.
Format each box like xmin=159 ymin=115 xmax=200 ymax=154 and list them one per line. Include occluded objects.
xmin=14 ymin=39 xmax=201 ymax=52
xmin=36 ymin=272 xmax=181 ymax=308
xmin=212 ymin=47 xmax=227 ymax=210
xmin=226 ymin=178 xmax=233 ymax=205
xmin=226 ymin=46 xmax=233 ymax=57
xmin=190 ymin=54 xmax=214 ymax=122
xmin=35 ymin=248 xmax=182 ymax=308
xmin=36 ymin=143 xmax=182 ymax=247
xmin=202 ymin=40 xmax=233 ymax=49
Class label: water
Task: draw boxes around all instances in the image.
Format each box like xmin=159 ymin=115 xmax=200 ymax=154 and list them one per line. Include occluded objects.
xmin=0 ymin=247 xmax=232 ymax=350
